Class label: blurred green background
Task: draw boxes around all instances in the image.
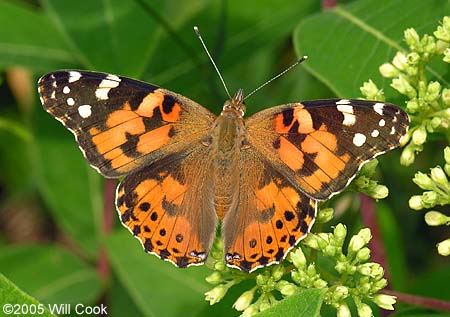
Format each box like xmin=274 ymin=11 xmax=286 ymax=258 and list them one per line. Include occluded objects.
xmin=0 ymin=0 xmax=449 ymax=316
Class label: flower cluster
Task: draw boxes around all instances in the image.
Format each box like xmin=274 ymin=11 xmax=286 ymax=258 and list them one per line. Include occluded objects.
xmin=204 ymin=225 xmax=395 ymax=317
xmin=361 ymin=17 xmax=450 ymax=166
xmin=349 ymin=159 xmax=389 ymax=200
xmin=361 ymin=16 xmax=450 ymax=258
xmin=409 ymin=146 xmax=450 ymax=256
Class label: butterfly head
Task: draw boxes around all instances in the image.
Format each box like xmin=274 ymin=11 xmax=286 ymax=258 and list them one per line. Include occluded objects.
xmin=223 ymin=89 xmax=246 ymax=117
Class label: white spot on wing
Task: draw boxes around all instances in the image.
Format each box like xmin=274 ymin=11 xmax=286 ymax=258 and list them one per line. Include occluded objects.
xmin=390 ymin=126 xmax=396 ymax=135
xmin=353 ymin=133 xmax=366 ymax=147
xmin=379 ymin=119 xmax=386 ymax=127
xmin=63 ymin=86 xmax=70 ymax=94
xmin=68 ymin=71 xmax=82 ymax=83
xmin=337 ymin=104 xmax=355 ymax=126
xmin=78 ymin=104 xmax=92 ymax=118
xmin=95 ymin=74 xmax=121 ymax=100
xmin=374 ymin=103 xmax=384 ymax=115
xmin=67 ymin=97 xmax=75 ymax=106
xmin=336 ymin=99 xmax=351 ymax=105
xmin=51 ymin=91 xmax=56 ymax=99
xmin=371 ymin=129 xmax=379 ymax=137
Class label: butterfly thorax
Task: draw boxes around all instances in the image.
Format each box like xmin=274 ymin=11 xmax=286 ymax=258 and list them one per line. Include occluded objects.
xmin=210 ymin=91 xmax=246 ymax=220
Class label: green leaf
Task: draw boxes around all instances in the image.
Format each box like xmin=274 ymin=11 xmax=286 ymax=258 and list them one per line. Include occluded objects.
xmin=106 ymin=230 xmax=210 ymax=317
xmin=0 ymin=1 xmax=77 ymax=71
xmin=255 ymin=289 xmax=325 ymax=317
xmin=146 ymin=0 xmax=322 ymax=114
xmin=294 ymin=0 xmax=450 ymax=99
xmin=42 ymin=0 xmax=165 ymax=76
xmin=0 ymin=273 xmax=55 ymax=317
xmin=0 ymin=244 xmax=102 ymax=305
xmin=32 ymin=108 xmax=103 ymax=258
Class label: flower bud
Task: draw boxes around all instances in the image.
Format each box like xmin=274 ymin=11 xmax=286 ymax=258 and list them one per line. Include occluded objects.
xmin=413 ymin=171 xmax=433 ymax=189
xmin=406 ymin=99 xmax=419 ymax=112
xmin=427 ymin=117 xmax=442 ymax=132
xmin=337 ymin=303 xmax=351 ymax=317
xmin=392 ymin=52 xmax=408 ymax=70
xmin=289 ymin=247 xmax=307 ymax=268
xmin=409 ymin=195 xmax=424 ymax=210
xmin=356 ymin=247 xmax=371 ymax=262
xmin=205 ymin=285 xmax=228 ymax=305
xmin=434 ymin=17 xmax=450 ymax=42
xmin=431 ymin=166 xmax=448 ymax=185
xmin=358 ymin=228 xmax=372 ymax=244
xmin=349 ymin=235 xmax=366 ymax=253
xmin=242 ymin=305 xmax=259 ymax=317
xmin=444 ymin=48 xmax=450 ymax=63
xmin=317 ymin=207 xmax=334 ymax=223
xmin=445 ymin=164 xmax=450 ymax=177
xmin=233 ymin=289 xmax=255 ymax=311
xmin=426 ymin=81 xmax=441 ymax=102
xmin=360 ymin=80 xmax=383 ymax=100
xmin=371 ymin=185 xmax=389 ymax=200
xmin=422 ymin=191 xmax=438 ymax=206
xmin=405 ymin=28 xmax=421 ymax=49
xmin=400 ymin=146 xmax=415 ymax=166
xmin=442 ymin=89 xmax=450 ymax=106
xmin=313 ymin=279 xmax=328 ymax=289
xmin=407 ymin=52 xmax=420 ymax=65
xmin=379 ymin=63 xmax=399 ymax=78
xmin=206 ymin=271 xmax=223 ymax=284
xmin=373 ymin=278 xmax=388 ymax=291
xmin=444 ymin=147 xmax=450 ymax=165
xmin=256 ymin=274 xmax=268 ymax=286
xmin=334 ymin=223 xmax=347 ymax=247
xmin=271 ymin=265 xmax=285 ymax=281
xmin=391 ymin=74 xmax=416 ymax=98
xmin=214 ymin=260 xmax=226 ymax=271
xmin=372 ymin=294 xmax=396 ymax=310
xmin=277 ymin=281 xmax=297 ymax=296
xmin=425 ymin=211 xmax=450 ymax=226
xmin=324 ymin=245 xmax=337 ymax=257
xmin=357 ymin=302 xmax=373 ymax=317
xmin=333 ymin=286 xmax=349 ymax=301
xmin=412 ymin=126 xmax=427 ymax=145
xmin=358 ymin=263 xmax=372 ymax=276
xmin=437 ymin=238 xmax=450 ymax=256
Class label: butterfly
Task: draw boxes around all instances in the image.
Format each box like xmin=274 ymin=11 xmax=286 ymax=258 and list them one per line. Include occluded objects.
xmin=38 ymin=70 xmax=409 ymax=273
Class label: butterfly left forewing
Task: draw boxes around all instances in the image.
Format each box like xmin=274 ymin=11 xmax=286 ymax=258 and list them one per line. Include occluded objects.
xmin=38 ymin=70 xmax=215 ymax=178
xmin=222 ymin=146 xmax=316 ymax=273
xmin=246 ymin=99 xmax=409 ymax=200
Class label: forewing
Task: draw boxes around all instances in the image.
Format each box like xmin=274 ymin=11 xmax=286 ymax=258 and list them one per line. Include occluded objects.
xmin=246 ymin=99 xmax=409 ymax=200
xmin=116 ymin=145 xmax=217 ymax=268
xmin=222 ymin=146 xmax=316 ymax=273
xmin=38 ymin=70 xmax=215 ymax=177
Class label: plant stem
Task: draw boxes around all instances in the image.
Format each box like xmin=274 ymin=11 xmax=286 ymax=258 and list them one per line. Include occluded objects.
xmin=383 ymin=290 xmax=450 ymax=311
xmin=97 ymin=179 xmax=116 ymax=279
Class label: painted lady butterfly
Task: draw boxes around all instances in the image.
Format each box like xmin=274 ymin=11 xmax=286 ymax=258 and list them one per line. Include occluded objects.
xmin=38 ymin=65 xmax=408 ymax=273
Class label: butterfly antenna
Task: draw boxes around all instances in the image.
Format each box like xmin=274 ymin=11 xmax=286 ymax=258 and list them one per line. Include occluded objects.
xmin=194 ymin=26 xmax=232 ymax=99
xmin=243 ymin=56 xmax=308 ymax=101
